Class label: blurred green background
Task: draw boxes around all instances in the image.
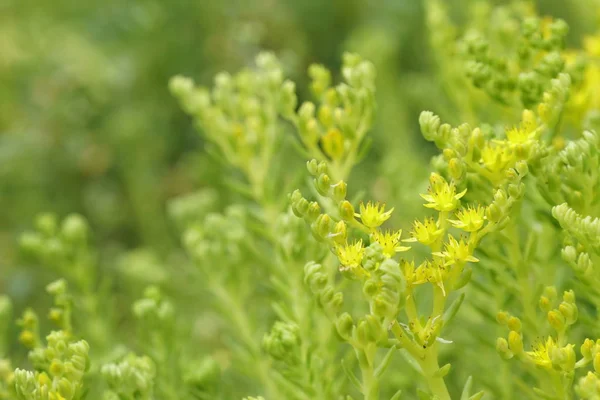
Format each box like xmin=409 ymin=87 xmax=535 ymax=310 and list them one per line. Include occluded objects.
xmin=1 ymin=1 xmax=598 ymax=393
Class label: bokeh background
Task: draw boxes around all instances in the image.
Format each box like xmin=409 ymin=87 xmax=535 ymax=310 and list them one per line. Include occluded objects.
xmin=0 ymin=0 xmax=598 ymax=397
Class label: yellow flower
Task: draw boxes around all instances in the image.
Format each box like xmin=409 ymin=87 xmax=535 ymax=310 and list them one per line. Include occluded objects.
xmin=322 ymin=128 xmax=345 ymax=160
xmin=481 ymin=144 xmax=513 ymax=175
xmin=400 ymin=259 xmax=416 ymax=286
xmin=407 ymin=218 xmax=443 ymax=246
xmin=526 ymin=336 xmax=556 ymax=369
xmin=356 ymin=202 xmax=394 ymax=229
xmin=435 ymin=236 xmax=479 ymax=266
xmin=505 ymin=109 xmax=538 ymax=145
xmin=414 ymin=258 xmax=448 ymax=294
xmin=370 ymin=230 xmax=410 ymax=257
xmin=420 ymin=173 xmax=466 ymax=212
xmin=584 ymin=34 xmax=600 ymax=57
xmin=335 ymin=240 xmax=365 ymax=271
xmin=448 ymin=205 xmax=485 ymax=232
xmin=37 ymin=372 xmax=51 ymax=386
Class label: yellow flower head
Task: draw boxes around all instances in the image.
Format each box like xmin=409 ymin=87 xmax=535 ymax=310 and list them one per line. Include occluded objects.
xmin=584 ymin=34 xmax=600 ymax=57
xmin=414 ymin=258 xmax=448 ymax=294
xmin=526 ymin=336 xmax=556 ymax=369
xmin=356 ymin=202 xmax=394 ymax=229
xmin=408 ymin=218 xmax=443 ymax=246
xmin=435 ymin=235 xmax=479 ymax=266
xmin=370 ymin=230 xmax=410 ymax=257
xmin=448 ymin=205 xmax=485 ymax=232
xmin=481 ymin=144 xmax=513 ymax=175
xmin=420 ymin=173 xmax=466 ymax=212
xmin=400 ymin=259 xmax=416 ymax=286
xmin=335 ymin=240 xmax=365 ymax=271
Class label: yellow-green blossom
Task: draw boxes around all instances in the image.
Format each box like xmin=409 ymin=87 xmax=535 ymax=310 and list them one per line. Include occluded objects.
xmin=335 ymin=240 xmax=365 ymax=272
xmin=407 ymin=218 xmax=443 ymax=246
xmin=435 ymin=236 xmax=479 ymax=266
xmin=414 ymin=258 xmax=448 ymax=294
xmin=370 ymin=230 xmax=410 ymax=257
xmin=526 ymin=336 xmax=556 ymax=369
xmin=356 ymin=202 xmax=394 ymax=229
xmin=420 ymin=173 xmax=466 ymax=212
xmin=448 ymin=205 xmax=486 ymax=232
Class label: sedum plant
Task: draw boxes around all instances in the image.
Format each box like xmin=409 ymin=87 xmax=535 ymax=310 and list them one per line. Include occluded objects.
xmin=3 ymin=1 xmax=600 ymax=399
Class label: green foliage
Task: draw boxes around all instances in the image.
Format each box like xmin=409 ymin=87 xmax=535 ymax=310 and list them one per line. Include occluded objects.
xmin=3 ymin=0 xmax=600 ymax=399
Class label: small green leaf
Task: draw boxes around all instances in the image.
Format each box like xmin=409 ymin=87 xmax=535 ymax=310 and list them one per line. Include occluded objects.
xmin=341 ymin=359 xmax=362 ymax=390
xmin=460 ymin=376 xmax=473 ymax=400
xmin=442 ymin=292 xmax=465 ymax=325
xmin=374 ymin=345 xmax=397 ymax=378
xmin=433 ymin=363 xmax=451 ymax=378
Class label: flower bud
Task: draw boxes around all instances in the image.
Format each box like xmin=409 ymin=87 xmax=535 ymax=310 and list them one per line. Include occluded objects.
xmin=315 ymin=173 xmax=331 ymax=196
xmin=496 ymin=311 xmax=509 ymax=325
xmin=36 ymin=213 xmax=58 ymax=236
xmin=548 ymin=310 xmax=566 ymax=332
xmin=539 ymin=296 xmax=552 ymax=312
xmin=561 ymin=245 xmax=577 ymax=263
xmin=558 ymin=302 xmax=578 ymax=325
xmin=336 ymin=312 xmax=354 ymax=341
xmin=362 ymin=280 xmax=379 ymax=297
xmin=496 ymin=337 xmax=513 ymax=359
xmin=332 ymin=181 xmax=347 ymax=202
xmin=515 ymin=161 xmax=529 ymax=176
xmin=307 ymin=202 xmax=321 ymax=222
xmin=331 ymin=221 xmax=347 ymax=245
xmin=449 ymin=159 xmax=464 ymax=180
xmin=312 ymin=214 xmax=332 ymax=240
xmin=306 ymin=159 xmax=319 ymax=176
xmin=508 ymin=331 xmax=524 ymax=354
xmin=292 ymin=197 xmax=309 ymax=218
xmin=339 ymin=201 xmax=355 ymax=221
xmin=486 ymin=204 xmax=502 ymax=223
xmin=507 ymin=317 xmax=522 ymax=332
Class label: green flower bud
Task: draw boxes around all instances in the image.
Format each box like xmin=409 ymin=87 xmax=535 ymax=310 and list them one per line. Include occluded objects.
xmin=515 ymin=161 xmax=529 ymax=176
xmin=552 ymin=345 xmax=576 ymax=371
xmin=485 ymin=204 xmax=502 ymax=223
xmin=19 ymin=232 xmax=43 ymax=256
xmin=496 ymin=311 xmax=510 ymax=325
xmin=312 ymin=214 xmax=332 ymax=240
xmin=339 ymin=201 xmax=355 ymax=221
xmin=330 ymin=292 xmax=344 ymax=313
xmin=496 ymin=337 xmax=513 ymax=360
xmin=594 ymin=353 xmax=600 ymax=374
xmin=449 ymin=159 xmax=464 ymax=180
xmin=543 ymin=286 xmax=558 ymax=302
xmin=507 ymin=317 xmax=522 ymax=332
xmin=315 ymin=173 xmax=331 ymax=196
xmin=508 ymin=331 xmax=523 ymax=354
xmin=362 ymin=280 xmax=379 ymax=297
xmin=332 ymin=181 xmax=347 ymax=202
xmin=336 ymin=312 xmax=354 ymax=340
xmin=419 ymin=111 xmax=441 ymax=142
xmin=558 ymin=302 xmax=578 ymax=326
xmin=279 ymin=80 xmax=297 ymax=117
xmin=298 ymin=102 xmax=315 ymax=122
xmin=548 ymin=310 xmax=565 ymax=332
xmin=306 ymin=159 xmax=319 ymax=176
xmin=539 ymin=296 xmax=552 ymax=312
xmin=562 ymin=245 xmax=577 ymax=263
xmin=61 ymin=214 xmax=89 ymax=244
xmin=306 ymin=202 xmax=321 ymax=222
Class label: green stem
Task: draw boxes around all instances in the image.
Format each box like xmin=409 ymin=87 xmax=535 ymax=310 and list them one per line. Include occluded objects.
xmin=213 ymin=286 xmax=279 ymax=399
xmin=357 ymin=347 xmax=379 ymax=400
xmin=421 ymin=346 xmax=451 ymax=400
xmin=507 ymin=222 xmax=537 ymax=331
